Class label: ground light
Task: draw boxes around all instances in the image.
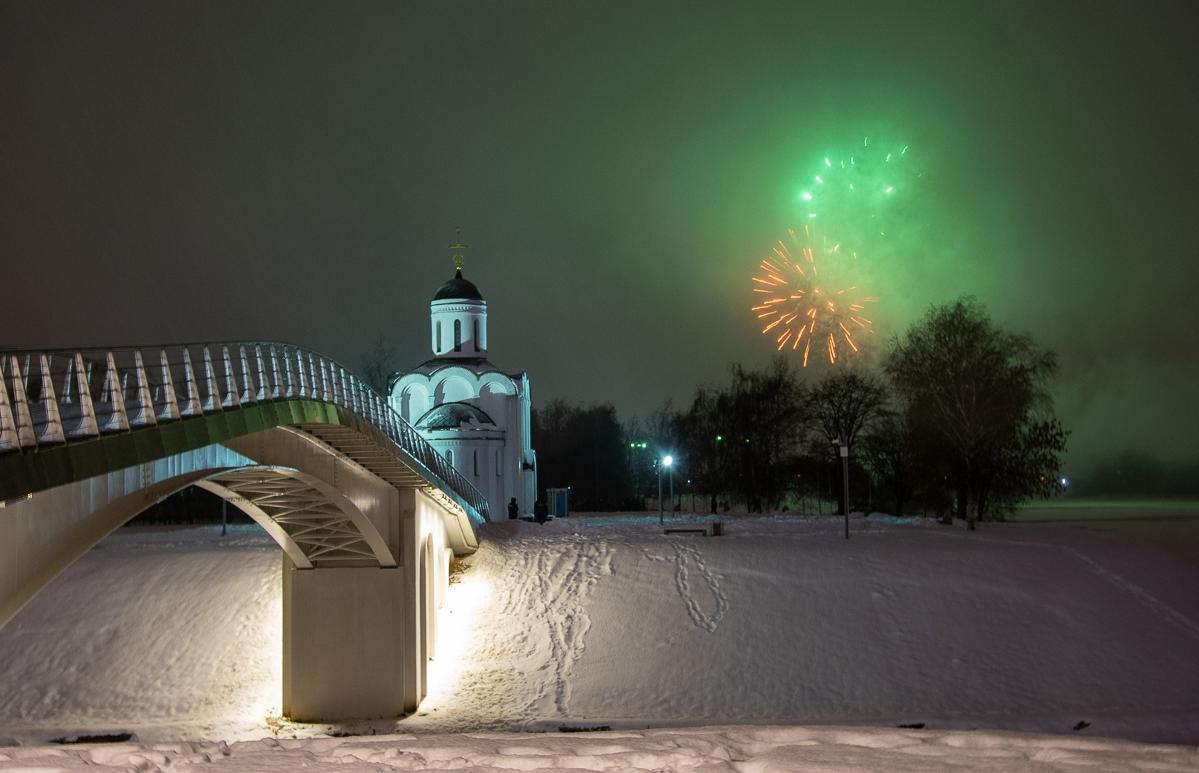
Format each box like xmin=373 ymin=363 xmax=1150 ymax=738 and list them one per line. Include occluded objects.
xmin=420 ymin=568 xmax=493 ymax=711
xmin=251 ymin=564 xmax=283 ymax=726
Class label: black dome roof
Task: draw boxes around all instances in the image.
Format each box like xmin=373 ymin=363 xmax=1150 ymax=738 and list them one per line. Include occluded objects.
xmin=414 ymin=401 xmax=497 ymax=431
xmin=433 ymin=269 xmax=484 ymax=301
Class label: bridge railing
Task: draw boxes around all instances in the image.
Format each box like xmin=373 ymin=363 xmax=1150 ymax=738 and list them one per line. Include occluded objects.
xmin=0 ymin=342 xmax=490 ymax=522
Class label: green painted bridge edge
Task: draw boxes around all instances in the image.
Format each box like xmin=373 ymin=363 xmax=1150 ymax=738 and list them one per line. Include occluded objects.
xmin=0 ymin=400 xmax=384 ymax=503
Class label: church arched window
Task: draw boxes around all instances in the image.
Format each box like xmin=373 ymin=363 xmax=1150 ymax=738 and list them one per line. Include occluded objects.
xmin=473 ymin=319 xmax=480 ymax=352
xmin=436 ymin=321 xmax=442 ymax=353
xmin=473 ymin=449 xmax=479 ymax=477
xmin=445 ymin=449 xmax=453 ymax=466
xmin=454 ymin=319 xmax=462 ymax=352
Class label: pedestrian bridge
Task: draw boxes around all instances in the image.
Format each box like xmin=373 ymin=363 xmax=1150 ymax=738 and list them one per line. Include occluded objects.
xmin=0 ymin=342 xmax=490 ymax=721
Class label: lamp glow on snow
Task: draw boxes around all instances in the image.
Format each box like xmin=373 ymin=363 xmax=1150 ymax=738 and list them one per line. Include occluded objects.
xmin=421 ymin=569 xmax=493 ymax=710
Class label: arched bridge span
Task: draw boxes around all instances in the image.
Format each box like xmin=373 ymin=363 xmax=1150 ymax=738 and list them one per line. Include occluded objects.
xmin=0 ymin=342 xmax=485 ymax=719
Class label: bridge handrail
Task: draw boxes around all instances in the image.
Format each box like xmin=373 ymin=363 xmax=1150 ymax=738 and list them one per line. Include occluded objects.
xmin=0 ymin=342 xmax=490 ymax=522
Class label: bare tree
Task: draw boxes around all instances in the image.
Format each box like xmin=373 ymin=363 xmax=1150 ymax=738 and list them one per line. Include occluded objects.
xmin=806 ymin=370 xmax=887 ymax=515
xmin=858 ymin=407 xmax=920 ymax=518
xmin=533 ymin=400 xmax=632 ymax=510
xmin=682 ymin=386 xmax=727 ymax=513
xmin=360 ymin=334 xmax=398 ymax=395
xmin=885 ymin=297 xmax=1064 ymax=529
xmin=722 ymin=359 xmax=807 ymax=512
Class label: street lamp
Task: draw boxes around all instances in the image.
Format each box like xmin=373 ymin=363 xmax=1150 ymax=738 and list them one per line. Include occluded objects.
xmin=659 ymin=455 xmax=674 ymax=525
xmin=837 ymin=438 xmax=849 ymax=540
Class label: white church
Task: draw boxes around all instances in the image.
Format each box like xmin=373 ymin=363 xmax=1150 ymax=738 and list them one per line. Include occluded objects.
xmin=389 ymin=237 xmax=537 ymax=519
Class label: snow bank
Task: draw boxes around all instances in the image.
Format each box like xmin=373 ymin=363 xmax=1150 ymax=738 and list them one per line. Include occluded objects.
xmin=1 ymin=725 xmax=1197 ymax=772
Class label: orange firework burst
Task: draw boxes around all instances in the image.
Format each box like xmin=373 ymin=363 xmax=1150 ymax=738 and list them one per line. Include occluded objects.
xmin=751 ymin=225 xmax=877 ymax=366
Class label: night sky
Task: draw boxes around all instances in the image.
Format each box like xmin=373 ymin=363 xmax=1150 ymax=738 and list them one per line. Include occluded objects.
xmin=2 ymin=1 xmax=1196 ymax=476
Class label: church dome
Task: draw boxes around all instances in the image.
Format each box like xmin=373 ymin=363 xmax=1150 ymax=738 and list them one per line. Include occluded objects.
xmin=414 ymin=401 xmax=497 ymax=431
xmin=433 ymin=269 xmax=484 ymax=301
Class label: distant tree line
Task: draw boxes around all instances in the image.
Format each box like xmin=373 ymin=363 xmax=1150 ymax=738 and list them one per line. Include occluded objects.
xmin=534 ymin=296 xmax=1069 ymax=527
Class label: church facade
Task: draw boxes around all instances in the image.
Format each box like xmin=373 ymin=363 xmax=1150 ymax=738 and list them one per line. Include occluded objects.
xmin=389 ymin=243 xmax=537 ymax=520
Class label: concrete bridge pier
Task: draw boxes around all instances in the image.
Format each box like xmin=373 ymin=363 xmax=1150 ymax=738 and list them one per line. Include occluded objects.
xmin=281 ymin=485 xmax=455 ymax=720
xmin=282 ymin=558 xmax=407 ymax=721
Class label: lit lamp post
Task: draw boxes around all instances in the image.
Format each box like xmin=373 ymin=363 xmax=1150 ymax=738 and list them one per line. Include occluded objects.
xmin=837 ymin=437 xmax=849 ymax=540
xmin=659 ymin=455 xmax=673 ymax=525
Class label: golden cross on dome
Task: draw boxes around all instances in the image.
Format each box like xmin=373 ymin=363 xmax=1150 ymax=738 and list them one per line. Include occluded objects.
xmin=448 ymin=227 xmax=469 ymax=272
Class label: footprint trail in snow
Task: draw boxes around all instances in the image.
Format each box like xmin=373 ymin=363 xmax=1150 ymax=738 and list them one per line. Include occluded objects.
xmin=644 ymin=541 xmax=729 ymax=633
xmin=493 ymin=534 xmax=614 ymax=716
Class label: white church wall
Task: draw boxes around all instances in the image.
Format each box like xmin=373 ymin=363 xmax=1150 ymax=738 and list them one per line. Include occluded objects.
xmin=478 ymin=376 xmax=515 ymax=421
xmin=423 ymin=433 xmax=507 ymax=516
xmin=398 ymin=383 xmax=431 ymax=423
xmin=434 ymin=375 xmax=475 ymax=405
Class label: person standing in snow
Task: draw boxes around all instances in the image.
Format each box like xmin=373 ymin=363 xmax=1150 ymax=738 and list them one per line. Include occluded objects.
xmin=507 ymin=497 xmax=519 ymax=520
xmin=534 ymin=498 xmax=548 ymax=524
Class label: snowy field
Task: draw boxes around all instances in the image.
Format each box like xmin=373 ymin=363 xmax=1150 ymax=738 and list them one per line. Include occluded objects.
xmin=2 ymin=514 xmax=1199 ymax=771
xmin=1013 ymin=497 xmax=1199 ymax=522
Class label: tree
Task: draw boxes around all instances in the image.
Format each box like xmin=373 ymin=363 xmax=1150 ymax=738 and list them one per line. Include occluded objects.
xmin=721 ymin=359 xmax=807 ymax=512
xmin=665 ymin=358 xmax=806 ymax=514
xmin=360 ymin=334 xmax=398 ymax=395
xmin=806 ymin=371 xmax=887 ymax=515
xmin=858 ymin=406 xmax=921 ymax=518
xmin=885 ymin=297 xmax=1066 ymax=529
xmin=533 ymin=400 xmax=632 ymax=510
xmin=681 ymin=386 xmax=728 ymax=513
xmin=644 ymin=399 xmax=685 ymax=462
xmin=984 ymin=417 xmax=1069 ymax=517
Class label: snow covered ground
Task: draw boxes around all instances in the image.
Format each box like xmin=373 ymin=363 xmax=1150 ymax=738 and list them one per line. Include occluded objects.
xmin=410 ymin=515 xmax=1199 ymax=745
xmin=3 ymin=724 xmax=1199 ymax=772
xmin=2 ymin=513 xmax=1199 ymax=770
xmin=0 ymin=527 xmax=281 ymax=744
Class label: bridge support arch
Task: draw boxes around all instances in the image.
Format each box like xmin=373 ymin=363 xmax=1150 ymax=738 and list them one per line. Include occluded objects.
xmin=1 ymin=342 xmax=489 ymax=722
xmin=0 ymin=439 xmax=465 ymax=721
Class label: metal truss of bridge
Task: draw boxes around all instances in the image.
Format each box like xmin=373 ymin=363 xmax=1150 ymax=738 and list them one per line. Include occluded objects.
xmin=0 ymin=342 xmax=490 ymax=720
